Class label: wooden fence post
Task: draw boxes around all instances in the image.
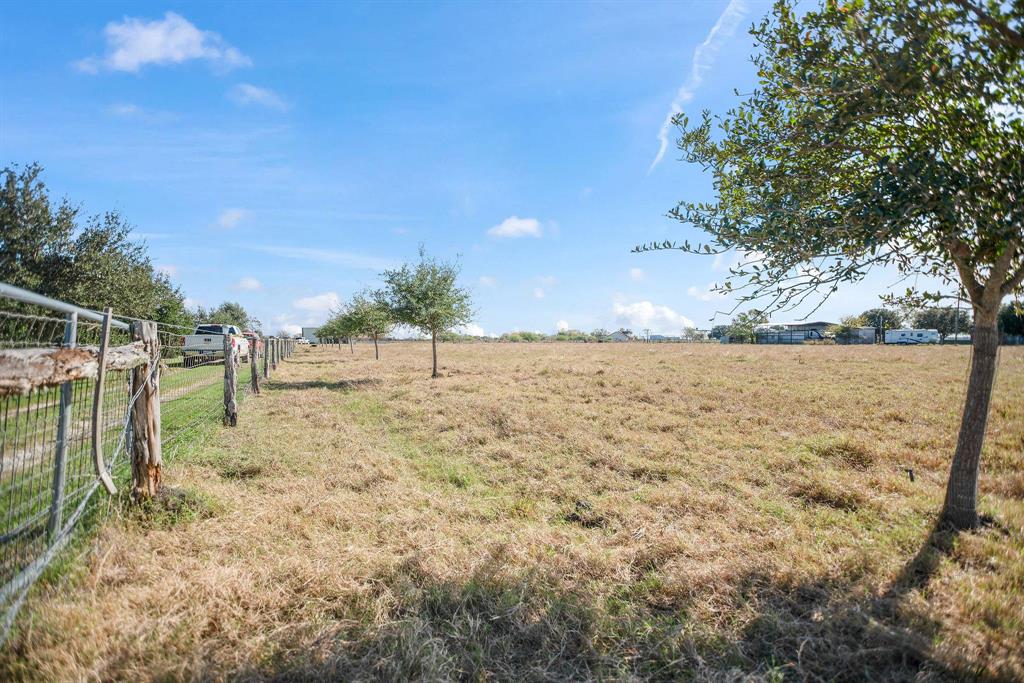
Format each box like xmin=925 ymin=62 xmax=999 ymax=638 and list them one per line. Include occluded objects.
xmin=224 ymin=334 xmax=238 ymax=426
xmin=261 ymin=337 xmax=269 ymax=380
xmin=130 ymin=321 xmax=162 ymax=500
xmin=250 ymin=338 xmax=261 ymax=395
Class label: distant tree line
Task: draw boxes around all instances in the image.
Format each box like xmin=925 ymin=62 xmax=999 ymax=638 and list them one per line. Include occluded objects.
xmin=2 ymin=163 xmax=259 ymax=332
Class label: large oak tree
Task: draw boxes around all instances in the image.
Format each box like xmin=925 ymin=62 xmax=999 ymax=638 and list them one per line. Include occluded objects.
xmin=636 ymin=0 xmax=1023 ymax=528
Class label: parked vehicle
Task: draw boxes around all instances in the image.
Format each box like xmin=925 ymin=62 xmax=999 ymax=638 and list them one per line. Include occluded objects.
xmin=884 ymin=328 xmax=940 ymax=345
xmin=181 ymin=324 xmax=250 ymax=366
xmin=242 ymin=329 xmax=263 ymax=354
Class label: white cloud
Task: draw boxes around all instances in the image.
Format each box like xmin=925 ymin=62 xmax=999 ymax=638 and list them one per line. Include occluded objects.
xmin=478 ymin=275 xmax=497 ymax=287
xmin=76 ymin=12 xmax=250 ymax=74
xmin=648 ymin=0 xmax=748 ymax=173
xmin=293 ymin=292 xmax=341 ymax=313
xmin=155 ymin=264 xmax=178 ymax=278
xmin=235 ymin=276 xmax=261 ymax=291
xmin=108 ymin=103 xmax=141 ymax=117
xmin=458 ymin=323 xmax=485 ymax=337
xmin=279 ymin=323 xmax=302 ymax=336
xmin=556 ymin=320 xmax=570 ymax=332
xmin=183 ymin=297 xmax=201 ymax=309
xmin=629 ymin=267 xmax=645 ymax=281
xmin=217 ymin=208 xmax=248 ymax=229
xmin=533 ymin=287 xmax=546 ymax=299
xmin=612 ymin=300 xmax=695 ymax=335
xmin=687 ymin=281 xmax=726 ymax=302
xmin=248 ymin=245 xmax=395 ymax=270
xmin=488 ymin=216 xmax=542 ymax=238
xmin=227 ymin=83 xmax=289 ymax=111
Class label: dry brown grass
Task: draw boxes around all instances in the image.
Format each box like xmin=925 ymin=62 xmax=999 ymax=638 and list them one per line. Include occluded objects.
xmin=3 ymin=342 xmax=1023 ymax=681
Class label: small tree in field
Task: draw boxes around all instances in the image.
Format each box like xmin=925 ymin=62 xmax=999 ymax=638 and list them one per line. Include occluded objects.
xmin=727 ymin=311 xmax=768 ymax=343
xmin=635 ymin=0 xmax=1023 ymax=528
xmin=382 ymin=247 xmax=473 ymax=378
xmin=349 ymin=290 xmax=395 ymax=360
xmin=828 ymin=315 xmax=869 ymax=343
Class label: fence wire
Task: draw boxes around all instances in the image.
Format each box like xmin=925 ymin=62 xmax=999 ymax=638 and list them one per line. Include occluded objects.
xmin=0 ymin=287 xmax=290 ymax=644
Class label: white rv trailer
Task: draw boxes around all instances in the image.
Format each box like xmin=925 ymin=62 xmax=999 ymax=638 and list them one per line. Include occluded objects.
xmin=884 ymin=328 xmax=940 ymax=345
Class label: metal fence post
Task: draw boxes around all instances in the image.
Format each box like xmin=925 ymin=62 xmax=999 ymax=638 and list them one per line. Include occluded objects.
xmin=46 ymin=311 xmax=77 ymax=541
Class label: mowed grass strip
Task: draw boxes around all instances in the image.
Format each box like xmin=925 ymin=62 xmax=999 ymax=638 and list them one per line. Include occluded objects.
xmin=2 ymin=343 xmax=1022 ymax=681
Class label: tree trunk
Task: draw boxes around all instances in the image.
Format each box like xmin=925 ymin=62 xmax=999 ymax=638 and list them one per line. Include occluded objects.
xmin=431 ymin=331 xmax=438 ymax=378
xmin=941 ymin=311 xmax=1000 ymax=529
xmin=349 ymin=337 xmax=354 ymax=354
xmin=373 ymin=333 xmax=379 ymax=360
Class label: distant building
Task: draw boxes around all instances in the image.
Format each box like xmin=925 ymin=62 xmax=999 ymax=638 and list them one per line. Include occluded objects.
xmin=837 ymin=327 xmax=876 ymax=345
xmin=755 ymin=321 xmax=836 ymax=344
xmin=301 ymin=326 xmax=320 ymax=344
xmin=607 ymin=330 xmax=632 ymax=342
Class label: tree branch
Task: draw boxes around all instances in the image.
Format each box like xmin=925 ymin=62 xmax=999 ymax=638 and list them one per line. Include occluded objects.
xmin=949 ymin=0 xmax=1024 ymax=50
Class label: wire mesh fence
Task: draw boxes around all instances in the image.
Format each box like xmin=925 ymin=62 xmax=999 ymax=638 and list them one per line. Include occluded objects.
xmin=0 ymin=283 xmax=292 ymax=643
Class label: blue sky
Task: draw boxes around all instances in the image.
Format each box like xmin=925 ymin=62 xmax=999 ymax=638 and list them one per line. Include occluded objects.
xmin=1 ymin=0 xmax=916 ymax=336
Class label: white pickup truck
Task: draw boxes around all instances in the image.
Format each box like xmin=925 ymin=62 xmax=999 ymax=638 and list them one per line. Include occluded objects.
xmin=182 ymin=324 xmax=250 ymax=366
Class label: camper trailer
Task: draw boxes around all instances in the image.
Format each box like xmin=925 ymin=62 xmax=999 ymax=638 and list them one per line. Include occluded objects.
xmin=884 ymin=328 xmax=940 ymax=345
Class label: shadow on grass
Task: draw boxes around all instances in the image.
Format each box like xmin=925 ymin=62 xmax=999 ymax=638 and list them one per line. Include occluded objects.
xmin=219 ymin=528 xmax=1000 ymax=682
xmin=269 ymin=378 xmax=381 ymax=393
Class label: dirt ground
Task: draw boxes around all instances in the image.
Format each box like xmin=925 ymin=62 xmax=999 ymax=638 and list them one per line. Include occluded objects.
xmin=4 ymin=342 xmax=1023 ymax=681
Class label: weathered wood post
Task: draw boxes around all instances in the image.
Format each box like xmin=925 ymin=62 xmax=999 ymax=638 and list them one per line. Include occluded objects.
xmin=262 ymin=336 xmax=269 ymax=380
xmin=130 ymin=321 xmax=162 ymax=500
xmin=224 ymin=334 xmax=238 ymax=426
xmin=250 ymin=337 xmax=261 ymax=395
xmin=46 ymin=311 xmax=77 ymax=539
xmin=270 ymin=337 xmax=278 ymax=371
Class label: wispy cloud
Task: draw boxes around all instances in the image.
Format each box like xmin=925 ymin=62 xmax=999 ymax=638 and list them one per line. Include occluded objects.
xmin=217 ymin=207 xmax=249 ymax=229
xmin=687 ymin=282 xmax=726 ymax=302
xmin=249 ymin=245 xmax=395 ymax=271
xmin=488 ymin=216 xmax=543 ymax=238
xmin=533 ymin=287 xmax=546 ymax=299
xmin=478 ymin=275 xmax=497 ymax=287
xmin=648 ymin=0 xmax=748 ymax=173
xmin=629 ymin=267 xmax=645 ymax=281
xmin=227 ymin=83 xmax=290 ymax=111
xmin=556 ymin=320 xmax=570 ymax=332
xmin=155 ymin=264 xmax=178 ymax=278
xmin=235 ymin=276 xmax=261 ymax=291
xmin=75 ymin=12 xmax=250 ymax=74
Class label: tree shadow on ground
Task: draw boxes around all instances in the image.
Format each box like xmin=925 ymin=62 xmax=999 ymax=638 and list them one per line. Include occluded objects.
xmin=214 ymin=525 xmax=1008 ymax=682
xmin=269 ymin=378 xmax=381 ymax=393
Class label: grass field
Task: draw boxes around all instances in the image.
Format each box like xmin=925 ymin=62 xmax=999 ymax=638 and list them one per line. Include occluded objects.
xmin=3 ymin=342 xmax=1022 ymax=681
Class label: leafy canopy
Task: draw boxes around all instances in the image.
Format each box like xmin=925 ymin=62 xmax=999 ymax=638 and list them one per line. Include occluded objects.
xmin=347 ymin=290 xmax=395 ymax=338
xmin=912 ymin=306 xmax=972 ymax=338
xmin=381 ymin=247 xmax=473 ymax=336
xmin=635 ymin=0 xmax=1023 ymax=319
xmin=1 ymin=163 xmax=192 ymax=327
xmin=860 ymin=307 xmax=904 ymax=329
